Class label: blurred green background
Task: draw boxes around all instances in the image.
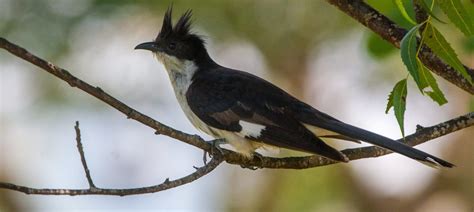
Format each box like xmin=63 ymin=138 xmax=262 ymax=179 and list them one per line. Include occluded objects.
xmin=1 ymin=0 xmax=473 ymax=211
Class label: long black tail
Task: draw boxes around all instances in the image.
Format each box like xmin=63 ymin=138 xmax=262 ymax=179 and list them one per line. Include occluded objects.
xmin=297 ymin=108 xmax=454 ymax=168
xmin=326 ymin=121 xmax=453 ymax=168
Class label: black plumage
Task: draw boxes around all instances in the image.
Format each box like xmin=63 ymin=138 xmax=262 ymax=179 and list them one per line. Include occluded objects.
xmin=186 ymin=67 xmax=453 ymax=167
xmin=135 ymin=7 xmax=454 ymax=168
xmin=187 ymin=68 xmax=349 ymax=162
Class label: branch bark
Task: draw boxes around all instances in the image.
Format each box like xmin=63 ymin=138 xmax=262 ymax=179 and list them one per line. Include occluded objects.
xmin=326 ymin=0 xmax=474 ymax=94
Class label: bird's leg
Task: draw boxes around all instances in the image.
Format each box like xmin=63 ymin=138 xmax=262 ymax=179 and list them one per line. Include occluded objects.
xmin=207 ymin=138 xmax=227 ymax=157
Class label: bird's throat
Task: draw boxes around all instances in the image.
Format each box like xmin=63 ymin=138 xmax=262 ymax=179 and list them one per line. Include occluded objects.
xmin=154 ymin=52 xmax=197 ymax=101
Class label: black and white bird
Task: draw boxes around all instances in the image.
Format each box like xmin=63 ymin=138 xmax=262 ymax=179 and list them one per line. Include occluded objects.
xmin=135 ymin=8 xmax=453 ymax=168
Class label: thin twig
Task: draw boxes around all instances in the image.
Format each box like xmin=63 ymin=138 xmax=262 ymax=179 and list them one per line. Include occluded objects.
xmin=74 ymin=121 xmax=96 ymax=189
xmin=0 ymin=157 xmax=223 ymax=196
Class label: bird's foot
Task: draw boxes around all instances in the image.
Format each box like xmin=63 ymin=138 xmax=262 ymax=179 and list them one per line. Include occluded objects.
xmin=208 ymin=138 xmax=227 ymax=157
xmin=203 ymin=139 xmax=227 ymax=165
xmin=240 ymin=152 xmax=264 ymax=170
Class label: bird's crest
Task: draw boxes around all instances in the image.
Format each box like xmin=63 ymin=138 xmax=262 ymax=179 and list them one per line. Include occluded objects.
xmin=157 ymin=7 xmax=195 ymax=40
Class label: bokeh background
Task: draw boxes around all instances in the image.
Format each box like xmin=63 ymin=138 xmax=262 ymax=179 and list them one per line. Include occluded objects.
xmin=1 ymin=0 xmax=473 ymax=211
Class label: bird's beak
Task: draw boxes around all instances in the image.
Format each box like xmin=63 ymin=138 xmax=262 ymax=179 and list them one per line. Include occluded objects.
xmin=134 ymin=42 xmax=160 ymax=52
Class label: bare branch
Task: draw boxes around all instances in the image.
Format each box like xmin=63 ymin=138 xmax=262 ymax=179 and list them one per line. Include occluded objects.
xmin=74 ymin=121 xmax=96 ymax=189
xmin=325 ymin=0 xmax=474 ymax=94
xmin=0 ymin=37 xmax=212 ymax=152
xmin=0 ymin=157 xmax=223 ymax=196
xmin=0 ymin=120 xmax=223 ymax=196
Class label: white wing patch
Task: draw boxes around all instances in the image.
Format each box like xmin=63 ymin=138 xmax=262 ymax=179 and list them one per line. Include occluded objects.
xmin=238 ymin=121 xmax=266 ymax=138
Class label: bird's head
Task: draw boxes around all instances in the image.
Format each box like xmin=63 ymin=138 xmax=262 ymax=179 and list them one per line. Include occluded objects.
xmin=135 ymin=7 xmax=211 ymax=71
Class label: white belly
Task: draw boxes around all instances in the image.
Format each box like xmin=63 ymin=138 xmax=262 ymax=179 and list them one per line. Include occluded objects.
xmin=158 ymin=54 xmax=262 ymax=157
xmin=174 ymin=88 xmax=214 ymax=135
xmin=173 ymin=87 xmax=259 ymax=157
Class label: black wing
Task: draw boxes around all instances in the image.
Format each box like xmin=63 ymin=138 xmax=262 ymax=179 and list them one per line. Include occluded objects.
xmin=187 ymin=68 xmax=453 ymax=168
xmin=186 ymin=68 xmax=348 ymax=162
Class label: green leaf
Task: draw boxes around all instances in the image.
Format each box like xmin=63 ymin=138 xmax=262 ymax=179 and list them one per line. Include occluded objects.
xmin=366 ymin=32 xmax=396 ymax=59
xmin=417 ymin=59 xmax=448 ymax=105
xmin=390 ymin=79 xmax=408 ymax=137
xmin=385 ymin=88 xmax=394 ymax=114
xmin=437 ymin=0 xmax=474 ymax=36
xmin=415 ymin=59 xmax=429 ymax=89
xmin=401 ymin=24 xmax=422 ymax=89
xmin=426 ymin=90 xmax=447 ymax=105
xmin=417 ymin=0 xmax=446 ymax=23
xmin=422 ymin=22 xmax=473 ymax=84
xmin=394 ymin=0 xmax=417 ymax=24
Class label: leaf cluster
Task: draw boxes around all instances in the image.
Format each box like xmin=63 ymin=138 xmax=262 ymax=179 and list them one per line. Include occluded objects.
xmin=387 ymin=0 xmax=473 ymax=136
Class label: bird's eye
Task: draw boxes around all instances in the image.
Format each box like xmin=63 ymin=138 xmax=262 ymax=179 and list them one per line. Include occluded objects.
xmin=168 ymin=42 xmax=177 ymax=50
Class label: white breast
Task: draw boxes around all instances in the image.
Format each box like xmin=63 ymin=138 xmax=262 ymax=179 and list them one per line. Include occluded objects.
xmin=156 ymin=53 xmax=214 ymax=135
xmin=156 ymin=53 xmax=264 ymax=157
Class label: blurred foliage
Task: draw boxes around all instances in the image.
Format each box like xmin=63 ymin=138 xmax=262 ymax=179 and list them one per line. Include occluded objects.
xmin=1 ymin=0 xmax=473 ymax=211
xmin=172 ymin=0 xmax=355 ymax=94
xmin=363 ymin=0 xmax=415 ymax=60
xmin=365 ymin=32 xmax=397 ymax=59
xmin=470 ymin=97 xmax=474 ymax=111
xmin=463 ymin=37 xmax=474 ymax=53
xmin=1 ymin=0 xmax=354 ymax=97
xmin=269 ymin=166 xmax=353 ymax=211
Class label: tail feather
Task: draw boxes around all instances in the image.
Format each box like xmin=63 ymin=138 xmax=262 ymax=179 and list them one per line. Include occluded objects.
xmin=320 ymin=121 xmax=454 ymax=168
xmin=294 ymin=106 xmax=454 ymax=168
xmin=306 ymin=138 xmax=349 ymax=163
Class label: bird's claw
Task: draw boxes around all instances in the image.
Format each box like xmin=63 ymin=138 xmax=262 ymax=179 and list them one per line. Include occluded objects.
xmin=208 ymin=138 xmax=226 ymax=157
xmin=253 ymin=152 xmax=264 ymax=168
xmin=203 ymin=139 xmax=226 ymax=165
xmin=240 ymin=152 xmax=264 ymax=170
xmin=202 ymin=149 xmax=208 ymax=165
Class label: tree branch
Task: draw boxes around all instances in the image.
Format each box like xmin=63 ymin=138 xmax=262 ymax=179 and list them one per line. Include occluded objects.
xmin=74 ymin=121 xmax=96 ymax=189
xmin=0 ymin=121 xmax=224 ymax=196
xmin=0 ymin=37 xmax=212 ymax=152
xmin=0 ymin=34 xmax=472 ymax=195
xmin=0 ymin=157 xmax=223 ymax=196
xmin=325 ymin=0 xmax=474 ymax=94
